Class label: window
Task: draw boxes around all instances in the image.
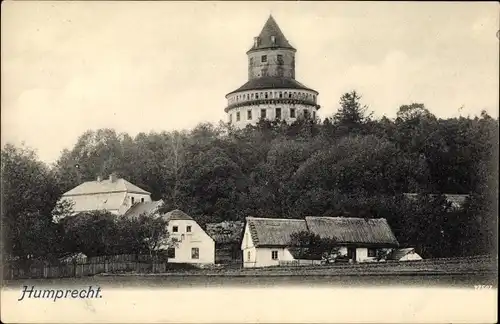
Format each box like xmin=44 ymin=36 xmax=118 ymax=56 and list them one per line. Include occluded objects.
xmin=277 ymin=54 xmax=283 ymax=64
xmin=313 ymin=111 xmax=316 ymax=120
xmin=290 ymin=108 xmax=296 ymax=118
xmin=141 ymin=198 xmax=145 ymax=203
xmin=229 ymin=114 xmax=232 ymax=123
xmin=368 ymin=248 xmax=376 ymax=258
xmin=261 ymin=55 xmax=267 ymax=62
xmin=186 ymin=226 xmax=192 ymax=233
xmin=236 ymin=111 xmax=240 ymax=121
xmin=250 ymin=57 xmax=254 ymax=65
xmin=247 ymin=109 xmax=252 ymax=120
xmin=172 ymin=226 xmax=178 ymax=233
xmin=131 ymin=197 xmax=135 ymax=204
xmin=275 ymin=108 xmax=282 ymax=120
xmin=279 ymin=92 xmax=283 ymax=98
xmin=265 ymin=92 xmax=268 ymax=99
xmin=191 ymin=247 xmax=200 ymax=259
xmin=247 ymin=251 xmax=251 ymax=261
xmin=271 ymin=36 xmax=276 ymax=44
xmin=167 ymin=248 xmax=176 ymax=259
xmin=255 ymin=93 xmax=259 ymax=99
xmin=271 ymin=250 xmax=278 ymax=260
xmin=261 ymin=109 xmax=266 ymax=119
xmin=289 ymin=93 xmax=292 ymax=98
xmin=304 ymin=109 xmax=309 ymax=119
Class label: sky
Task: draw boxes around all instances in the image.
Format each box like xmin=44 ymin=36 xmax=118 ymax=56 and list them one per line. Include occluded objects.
xmin=1 ymin=1 xmax=499 ymax=164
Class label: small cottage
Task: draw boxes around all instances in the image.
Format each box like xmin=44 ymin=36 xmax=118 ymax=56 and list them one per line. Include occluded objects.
xmin=123 ymin=203 xmax=215 ymax=265
xmin=206 ymin=221 xmax=244 ymax=265
xmin=387 ymin=248 xmax=423 ymax=261
xmin=241 ymin=216 xmax=400 ymax=268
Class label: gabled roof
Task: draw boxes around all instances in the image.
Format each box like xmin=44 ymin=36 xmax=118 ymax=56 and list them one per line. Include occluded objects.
xmin=305 ymin=216 xmax=399 ymax=247
xmin=226 ymin=76 xmax=317 ymax=96
xmin=206 ymin=221 xmax=245 ymax=244
xmin=164 ymin=209 xmax=194 ymax=221
xmin=387 ymin=248 xmax=418 ymax=260
xmin=63 ymin=178 xmax=150 ymax=196
xmin=248 ymin=15 xmax=295 ymax=52
xmin=246 ymin=217 xmax=308 ymax=247
xmin=123 ymin=200 xmax=165 ymax=219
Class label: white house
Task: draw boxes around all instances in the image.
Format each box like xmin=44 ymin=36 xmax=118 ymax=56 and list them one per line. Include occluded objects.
xmin=241 ymin=217 xmax=308 ymax=268
xmin=59 ymin=173 xmax=152 ymax=217
xmin=387 ymin=248 xmax=423 ymax=261
xmin=123 ymin=203 xmax=215 ymax=265
xmin=163 ymin=209 xmax=215 ymax=265
xmin=241 ymin=216 xmax=400 ymax=268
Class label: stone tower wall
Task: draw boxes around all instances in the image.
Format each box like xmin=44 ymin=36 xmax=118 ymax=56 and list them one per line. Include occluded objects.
xmin=247 ymin=49 xmax=295 ymax=80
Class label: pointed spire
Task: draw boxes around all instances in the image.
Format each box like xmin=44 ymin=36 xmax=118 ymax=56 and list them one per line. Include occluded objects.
xmin=248 ymin=15 xmax=295 ymax=52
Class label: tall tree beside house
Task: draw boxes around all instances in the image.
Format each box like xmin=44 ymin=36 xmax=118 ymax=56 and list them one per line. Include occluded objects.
xmin=1 ymin=144 xmax=62 ymax=259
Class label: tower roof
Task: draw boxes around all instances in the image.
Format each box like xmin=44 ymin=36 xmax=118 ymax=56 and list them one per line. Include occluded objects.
xmin=248 ymin=15 xmax=296 ymax=53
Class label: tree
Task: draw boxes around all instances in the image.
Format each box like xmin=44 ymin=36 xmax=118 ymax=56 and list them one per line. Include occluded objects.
xmin=288 ymin=231 xmax=340 ymax=262
xmin=333 ymin=91 xmax=373 ymax=134
xmin=1 ymin=143 xmax=62 ymax=259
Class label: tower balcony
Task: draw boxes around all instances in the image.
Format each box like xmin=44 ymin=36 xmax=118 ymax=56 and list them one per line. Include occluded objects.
xmin=224 ymin=98 xmax=320 ymax=113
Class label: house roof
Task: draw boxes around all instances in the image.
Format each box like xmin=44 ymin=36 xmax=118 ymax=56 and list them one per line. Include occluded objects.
xmin=403 ymin=193 xmax=469 ymax=208
xmin=63 ymin=178 xmax=150 ymax=196
xmin=206 ymin=221 xmax=245 ymax=244
xmin=163 ymin=209 xmax=194 ymax=221
xmin=246 ymin=217 xmax=308 ymax=247
xmin=123 ymin=200 xmax=165 ymax=219
xmin=387 ymin=248 xmax=417 ymax=260
xmin=248 ymin=15 xmax=295 ymax=52
xmin=226 ymin=77 xmax=317 ymax=96
xmin=305 ymin=216 xmax=399 ymax=247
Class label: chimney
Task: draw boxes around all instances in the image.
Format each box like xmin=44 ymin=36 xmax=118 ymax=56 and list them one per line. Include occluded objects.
xmin=97 ymin=176 xmax=102 ymax=182
xmin=109 ymin=173 xmax=118 ymax=183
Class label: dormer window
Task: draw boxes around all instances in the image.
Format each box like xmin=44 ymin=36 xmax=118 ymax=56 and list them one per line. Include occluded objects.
xmin=271 ymin=36 xmax=276 ymax=44
xmin=131 ymin=197 xmax=135 ymax=205
xmin=254 ymin=37 xmax=259 ymax=47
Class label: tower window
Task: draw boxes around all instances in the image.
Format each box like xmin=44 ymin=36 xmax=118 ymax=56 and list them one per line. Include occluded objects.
xmin=229 ymin=114 xmax=232 ymax=123
xmin=290 ymin=108 xmax=296 ymax=118
xmin=250 ymin=57 xmax=254 ymax=65
xmin=289 ymin=93 xmax=292 ymax=98
xmin=304 ymin=110 xmax=309 ymax=119
xmin=265 ymin=93 xmax=268 ymax=99
xmin=279 ymin=92 xmax=283 ymax=98
xmin=275 ymin=108 xmax=282 ymax=120
xmin=261 ymin=109 xmax=267 ymax=119
xmin=236 ymin=111 xmax=240 ymax=121
xmin=247 ymin=109 xmax=252 ymax=120
xmin=261 ymin=55 xmax=267 ymax=63
xmin=277 ymin=54 xmax=283 ymax=64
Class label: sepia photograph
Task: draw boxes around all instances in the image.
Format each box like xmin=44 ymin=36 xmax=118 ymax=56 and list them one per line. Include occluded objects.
xmin=1 ymin=1 xmax=498 ymax=323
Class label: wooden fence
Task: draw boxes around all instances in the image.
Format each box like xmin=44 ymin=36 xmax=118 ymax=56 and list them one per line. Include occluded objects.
xmin=3 ymin=254 xmax=497 ymax=280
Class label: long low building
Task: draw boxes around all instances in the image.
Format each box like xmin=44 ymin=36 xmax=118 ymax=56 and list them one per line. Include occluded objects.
xmin=241 ymin=216 xmax=400 ymax=268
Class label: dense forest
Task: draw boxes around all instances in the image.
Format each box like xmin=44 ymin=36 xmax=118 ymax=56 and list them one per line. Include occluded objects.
xmin=2 ymin=91 xmax=498 ymax=260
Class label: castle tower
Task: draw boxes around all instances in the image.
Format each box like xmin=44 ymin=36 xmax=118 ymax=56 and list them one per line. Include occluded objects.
xmin=225 ymin=15 xmax=320 ymax=128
